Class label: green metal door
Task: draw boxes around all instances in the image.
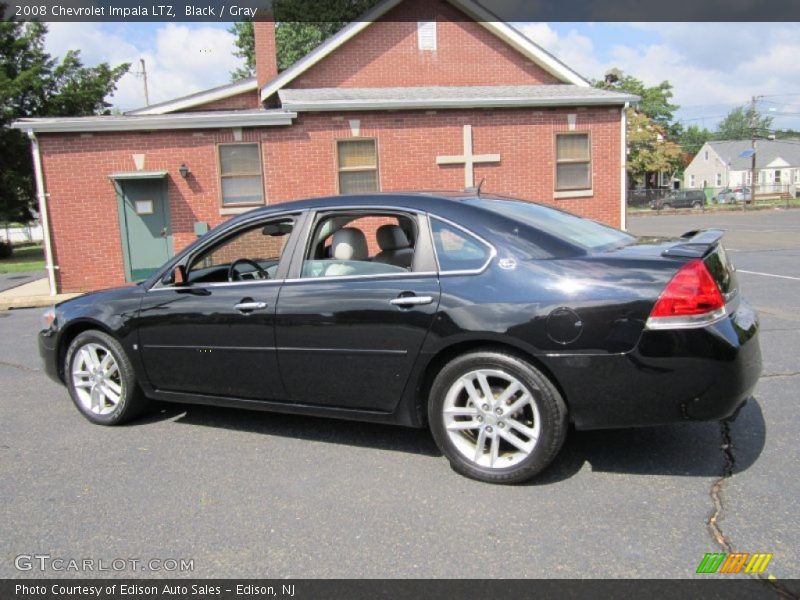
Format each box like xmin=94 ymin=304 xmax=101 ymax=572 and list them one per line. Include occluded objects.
xmin=117 ymin=178 xmax=172 ymax=281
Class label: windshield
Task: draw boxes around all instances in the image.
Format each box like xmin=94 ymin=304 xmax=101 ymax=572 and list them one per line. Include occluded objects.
xmin=466 ymin=198 xmax=635 ymax=251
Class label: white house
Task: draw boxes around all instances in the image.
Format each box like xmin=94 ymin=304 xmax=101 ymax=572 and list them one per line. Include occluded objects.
xmin=683 ymin=140 xmax=800 ymax=195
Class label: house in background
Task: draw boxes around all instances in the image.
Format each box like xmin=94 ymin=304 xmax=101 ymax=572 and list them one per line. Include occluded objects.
xmin=683 ymin=140 xmax=800 ymax=195
xmin=13 ymin=0 xmax=636 ymax=294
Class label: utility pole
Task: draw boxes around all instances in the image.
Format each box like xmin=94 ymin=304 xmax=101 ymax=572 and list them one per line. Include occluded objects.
xmin=139 ymin=58 xmax=150 ymax=106
xmin=750 ymin=95 xmax=758 ymax=207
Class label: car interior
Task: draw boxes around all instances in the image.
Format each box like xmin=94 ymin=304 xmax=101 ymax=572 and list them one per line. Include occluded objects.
xmin=301 ymin=212 xmax=418 ymax=278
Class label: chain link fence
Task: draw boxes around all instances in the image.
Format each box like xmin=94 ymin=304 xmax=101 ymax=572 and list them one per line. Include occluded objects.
xmin=628 ymin=185 xmax=800 ymax=213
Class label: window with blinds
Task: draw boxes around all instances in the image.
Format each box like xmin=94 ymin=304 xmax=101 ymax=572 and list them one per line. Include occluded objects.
xmin=337 ymin=139 xmax=379 ymax=194
xmin=218 ymin=143 xmax=265 ymax=206
xmin=555 ymin=133 xmax=591 ymax=191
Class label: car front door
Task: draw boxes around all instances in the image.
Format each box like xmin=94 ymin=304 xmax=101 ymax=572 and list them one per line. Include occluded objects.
xmin=274 ymin=208 xmax=440 ymax=412
xmin=136 ymin=213 xmax=304 ymax=401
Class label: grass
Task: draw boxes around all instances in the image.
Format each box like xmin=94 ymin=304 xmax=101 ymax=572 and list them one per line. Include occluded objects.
xmin=0 ymin=243 xmax=45 ymax=274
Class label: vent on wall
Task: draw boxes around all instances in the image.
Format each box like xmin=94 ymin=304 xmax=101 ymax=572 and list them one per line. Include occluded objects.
xmin=418 ymin=21 xmax=437 ymax=51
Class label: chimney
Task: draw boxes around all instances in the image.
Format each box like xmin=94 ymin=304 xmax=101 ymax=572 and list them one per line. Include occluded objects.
xmin=254 ymin=17 xmax=278 ymax=91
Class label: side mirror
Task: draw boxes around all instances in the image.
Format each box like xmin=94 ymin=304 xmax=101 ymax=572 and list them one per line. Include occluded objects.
xmin=161 ymin=265 xmax=187 ymax=286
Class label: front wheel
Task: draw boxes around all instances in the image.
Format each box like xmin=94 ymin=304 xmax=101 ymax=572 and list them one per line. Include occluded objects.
xmin=65 ymin=330 xmax=149 ymax=425
xmin=428 ymin=351 xmax=568 ymax=484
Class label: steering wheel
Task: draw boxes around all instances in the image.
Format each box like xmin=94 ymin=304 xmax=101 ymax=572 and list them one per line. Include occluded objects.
xmin=228 ymin=258 xmax=269 ymax=282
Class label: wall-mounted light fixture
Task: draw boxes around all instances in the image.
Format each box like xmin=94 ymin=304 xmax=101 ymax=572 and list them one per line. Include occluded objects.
xmin=178 ymin=163 xmax=190 ymax=179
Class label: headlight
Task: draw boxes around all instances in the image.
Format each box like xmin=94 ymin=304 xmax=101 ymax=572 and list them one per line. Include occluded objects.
xmin=41 ymin=306 xmax=56 ymax=331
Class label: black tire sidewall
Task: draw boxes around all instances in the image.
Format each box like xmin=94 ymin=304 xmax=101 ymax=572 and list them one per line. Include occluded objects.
xmin=64 ymin=330 xmax=140 ymax=425
xmin=428 ymin=351 xmax=567 ymax=484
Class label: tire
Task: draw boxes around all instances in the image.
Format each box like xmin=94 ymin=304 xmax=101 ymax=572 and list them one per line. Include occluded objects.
xmin=428 ymin=350 xmax=568 ymax=484
xmin=65 ymin=330 xmax=149 ymax=425
xmin=692 ymin=201 xmax=702 ymax=208
xmin=661 ymin=203 xmax=672 ymax=210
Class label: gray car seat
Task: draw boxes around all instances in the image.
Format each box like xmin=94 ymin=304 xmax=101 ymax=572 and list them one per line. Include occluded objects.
xmin=372 ymin=225 xmax=414 ymax=269
xmin=325 ymin=227 xmax=369 ymax=276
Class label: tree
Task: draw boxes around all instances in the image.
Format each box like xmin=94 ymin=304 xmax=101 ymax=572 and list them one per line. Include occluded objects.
xmin=229 ymin=0 xmax=379 ymax=79
xmin=595 ymin=69 xmax=679 ymax=134
xmin=625 ymin=111 xmax=684 ymax=185
xmin=676 ymin=124 xmax=713 ymax=156
xmin=0 ymin=10 xmax=129 ymax=225
xmin=716 ymin=105 xmax=773 ymax=140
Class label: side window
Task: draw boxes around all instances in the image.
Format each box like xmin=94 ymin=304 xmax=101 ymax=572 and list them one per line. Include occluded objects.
xmin=430 ymin=218 xmax=491 ymax=273
xmin=188 ymin=218 xmax=294 ymax=283
xmin=302 ymin=212 xmax=417 ymax=278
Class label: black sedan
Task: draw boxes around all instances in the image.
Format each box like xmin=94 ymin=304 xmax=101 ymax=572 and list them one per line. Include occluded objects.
xmin=39 ymin=193 xmax=761 ymax=484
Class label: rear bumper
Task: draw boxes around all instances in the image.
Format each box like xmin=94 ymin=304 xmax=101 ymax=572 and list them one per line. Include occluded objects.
xmin=39 ymin=330 xmax=62 ymax=385
xmin=547 ymin=299 xmax=762 ymax=430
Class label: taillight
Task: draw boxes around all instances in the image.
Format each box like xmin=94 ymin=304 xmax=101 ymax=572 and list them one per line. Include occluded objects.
xmin=646 ymin=259 xmax=726 ymax=330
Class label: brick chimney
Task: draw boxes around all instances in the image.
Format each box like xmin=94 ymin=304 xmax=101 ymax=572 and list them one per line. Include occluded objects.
xmin=254 ymin=18 xmax=278 ymax=91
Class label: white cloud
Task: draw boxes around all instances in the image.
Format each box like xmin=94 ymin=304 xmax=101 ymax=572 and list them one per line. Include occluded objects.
xmin=519 ymin=22 xmax=800 ymax=129
xmin=44 ymin=23 xmax=243 ymax=111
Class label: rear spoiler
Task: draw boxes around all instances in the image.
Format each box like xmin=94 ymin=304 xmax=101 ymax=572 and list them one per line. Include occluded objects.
xmin=661 ymin=229 xmax=725 ymax=258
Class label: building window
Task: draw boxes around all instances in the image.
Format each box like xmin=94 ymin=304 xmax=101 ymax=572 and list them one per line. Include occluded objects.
xmin=417 ymin=21 xmax=437 ymax=50
xmin=746 ymin=171 xmax=752 ymax=185
xmin=218 ymin=143 xmax=264 ymax=206
xmin=337 ymin=139 xmax=379 ymax=194
xmin=715 ymin=173 xmax=722 ymax=186
xmin=555 ymin=133 xmax=591 ymax=191
xmin=704 ymin=150 xmax=709 ymax=161
xmin=690 ymin=175 xmax=696 ymax=188
xmin=775 ymin=170 xmax=781 ymax=184
xmin=794 ymin=170 xmax=799 ymax=184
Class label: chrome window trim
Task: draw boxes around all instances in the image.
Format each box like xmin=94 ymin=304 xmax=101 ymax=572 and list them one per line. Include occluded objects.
xmin=644 ymin=307 xmax=727 ymax=331
xmin=283 ymin=270 xmax=437 ymax=284
xmin=427 ymin=214 xmax=497 ymax=276
xmin=149 ymin=278 xmax=285 ymax=292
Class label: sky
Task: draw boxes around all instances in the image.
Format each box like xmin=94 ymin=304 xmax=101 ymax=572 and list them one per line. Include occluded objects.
xmin=42 ymin=21 xmax=800 ymax=130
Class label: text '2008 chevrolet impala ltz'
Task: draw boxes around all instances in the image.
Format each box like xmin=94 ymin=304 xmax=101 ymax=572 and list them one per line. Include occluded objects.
xmin=39 ymin=192 xmax=761 ymax=484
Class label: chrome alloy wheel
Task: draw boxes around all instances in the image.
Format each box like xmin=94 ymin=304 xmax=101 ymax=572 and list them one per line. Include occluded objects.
xmin=442 ymin=368 xmax=541 ymax=469
xmin=71 ymin=343 xmax=123 ymax=415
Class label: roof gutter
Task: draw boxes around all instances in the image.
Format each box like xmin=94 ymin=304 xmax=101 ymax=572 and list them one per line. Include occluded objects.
xmin=26 ymin=130 xmax=58 ymax=296
xmin=11 ymin=111 xmax=296 ymax=134
xmin=280 ymin=96 xmax=637 ymax=112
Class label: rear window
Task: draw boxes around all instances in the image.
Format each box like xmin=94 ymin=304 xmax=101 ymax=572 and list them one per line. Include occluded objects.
xmin=465 ymin=198 xmax=634 ymax=252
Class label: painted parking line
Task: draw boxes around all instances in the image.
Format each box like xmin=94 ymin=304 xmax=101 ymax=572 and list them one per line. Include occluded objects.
xmin=737 ymin=270 xmax=800 ymax=282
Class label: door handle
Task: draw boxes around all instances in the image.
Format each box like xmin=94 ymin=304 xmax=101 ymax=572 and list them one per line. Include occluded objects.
xmin=390 ymin=295 xmax=434 ymax=307
xmin=234 ymin=301 xmax=268 ymax=313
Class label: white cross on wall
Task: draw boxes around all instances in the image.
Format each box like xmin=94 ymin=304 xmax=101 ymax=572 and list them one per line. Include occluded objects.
xmin=436 ymin=124 xmax=500 ymax=189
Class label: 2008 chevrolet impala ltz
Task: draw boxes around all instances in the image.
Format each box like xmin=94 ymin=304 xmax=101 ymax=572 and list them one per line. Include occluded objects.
xmin=39 ymin=193 xmax=761 ymax=483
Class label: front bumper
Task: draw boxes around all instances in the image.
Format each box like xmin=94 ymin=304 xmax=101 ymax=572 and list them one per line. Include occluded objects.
xmin=547 ymin=299 xmax=762 ymax=430
xmin=39 ymin=330 xmax=62 ymax=385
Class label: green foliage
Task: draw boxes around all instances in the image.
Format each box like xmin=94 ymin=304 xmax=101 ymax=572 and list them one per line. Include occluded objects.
xmin=229 ymin=21 xmax=255 ymax=80
xmin=626 ymin=110 xmax=684 ymax=184
xmin=595 ymin=70 xmax=679 ymax=133
xmin=0 ymin=6 xmax=129 ymax=224
xmin=230 ymin=0 xmax=379 ymax=79
xmin=716 ymin=105 xmax=773 ymax=140
xmin=676 ymin=124 xmax=713 ymax=156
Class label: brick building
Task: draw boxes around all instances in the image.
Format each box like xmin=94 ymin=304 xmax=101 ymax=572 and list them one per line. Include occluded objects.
xmin=14 ymin=0 xmax=636 ymax=293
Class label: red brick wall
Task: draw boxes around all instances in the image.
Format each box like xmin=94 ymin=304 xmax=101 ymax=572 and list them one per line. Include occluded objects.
xmin=38 ymin=106 xmax=621 ymax=292
xmin=183 ymin=89 xmax=260 ymax=112
xmin=286 ymin=0 xmax=562 ymax=90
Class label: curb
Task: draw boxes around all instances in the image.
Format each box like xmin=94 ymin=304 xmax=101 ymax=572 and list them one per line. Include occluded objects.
xmin=0 ymin=294 xmax=82 ymax=311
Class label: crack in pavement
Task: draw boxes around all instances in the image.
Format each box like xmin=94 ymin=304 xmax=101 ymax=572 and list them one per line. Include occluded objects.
xmin=0 ymin=360 xmax=39 ymax=373
xmin=707 ymin=419 xmax=799 ymax=599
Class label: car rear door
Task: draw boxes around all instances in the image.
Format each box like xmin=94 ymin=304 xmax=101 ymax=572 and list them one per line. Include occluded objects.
xmin=274 ymin=207 xmax=440 ymax=412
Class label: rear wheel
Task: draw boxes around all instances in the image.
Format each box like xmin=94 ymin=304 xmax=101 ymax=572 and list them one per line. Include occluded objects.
xmin=661 ymin=203 xmax=672 ymax=210
xmin=65 ymin=330 xmax=149 ymax=425
xmin=428 ymin=351 xmax=568 ymax=484
xmin=692 ymin=201 xmax=702 ymax=208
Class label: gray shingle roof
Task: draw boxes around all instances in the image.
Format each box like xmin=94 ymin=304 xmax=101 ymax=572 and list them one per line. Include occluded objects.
xmin=279 ymin=85 xmax=638 ymax=111
xmin=709 ymin=140 xmax=800 ymax=169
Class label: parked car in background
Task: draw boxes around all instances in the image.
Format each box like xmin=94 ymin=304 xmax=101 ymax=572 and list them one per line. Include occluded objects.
xmin=733 ymin=187 xmax=752 ymax=203
xmin=38 ymin=193 xmax=760 ymax=484
xmin=716 ymin=188 xmax=735 ymax=204
xmin=650 ymin=190 xmax=706 ymax=210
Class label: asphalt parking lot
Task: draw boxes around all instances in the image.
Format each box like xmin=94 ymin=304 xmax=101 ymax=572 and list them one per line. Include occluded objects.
xmin=1 ymin=209 xmax=797 ymax=586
